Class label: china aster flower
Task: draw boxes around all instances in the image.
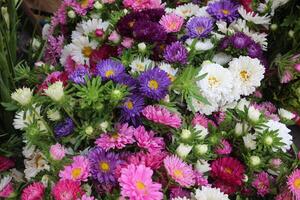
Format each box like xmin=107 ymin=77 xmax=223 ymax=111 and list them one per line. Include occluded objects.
xmin=38 ymin=71 xmax=68 ymax=92
xmin=133 ymin=20 xmax=167 ymax=43
xmin=288 ymin=169 xmax=300 ymax=199
xmin=194 ymin=171 xmax=209 ymax=187
xmin=88 ymin=147 xmax=122 ymax=185
xmin=59 ymin=155 xmax=90 ymax=182
xmin=230 ymin=32 xmax=252 ymax=49
xmin=211 ymin=157 xmax=245 ymax=194
xmin=140 ymin=8 xmax=166 ymax=22
xmin=51 ymin=180 xmax=84 ymax=200
xmin=163 ymin=155 xmax=195 ymax=187
xmin=134 ymin=126 xmax=165 ymax=153
xmin=0 ymin=156 xmax=14 ymax=172
xmin=194 ymin=186 xmax=229 ymax=200
xmin=119 ymin=164 xmax=163 ymax=200
xmin=95 ymin=123 xmax=135 ymax=151
xmin=138 ymin=68 xmax=170 ymax=100
xmin=115 ymin=74 xmax=139 ymax=90
xmin=159 ymin=13 xmax=184 ymax=33
xmin=142 ymin=105 xmax=182 ymax=128
xmin=192 ymin=113 xmax=216 ymax=128
xmin=0 ymin=178 xmax=14 ymax=198
xmin=215 ymin=140 xmax=232 ymax=155
xmin=89 ymin=45 xmax=117 ymax=71
xmin=69 ymin=66 xmax=90 ymax=84
xmin=117 ymin=12 xmax=149 ymax=37
xmin=252 ymin=172 xmax=270 ymax=197
xmin=247 ymin=42 xmax=263 ymax=58
xmin=126 ymin=151 xmax=167 ymax=170
xmin=21 ymin=182 xmax=45 ymax=200
xmin=169 ymin=186 xmax=191 ymax=199
xmin=50 ymin=143 xmax=66 ymax=160
xmin=120 ymin=95 xmax=145 ymax=126
xmin=44 ymin=35 xmax=65 ymax=65
xmin=54 ymin=118 xmax=75 ymax=138
xmin=186 ymin=17 xmax=214 ymax=38
xmin=206 ymin=0 xmax=239 ymax=22
xmin=164 ymin=42 xmax=188 ymax=64
xmin=79 ymin=194 xmax=95 ymax=200
xmin=123 ymin=0 xmax=163 ymax=11
xmin=95 ymin=59 xmax=125 ymax=81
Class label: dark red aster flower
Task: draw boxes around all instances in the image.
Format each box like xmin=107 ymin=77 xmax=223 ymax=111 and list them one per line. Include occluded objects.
xmin=89 ymin=45 xmax=118 ymax=72
xmin=133 ymin=20 xmax=167 ymax=43
xmin=214 ymin=180 xmax=238 ymax=195
xmin=239 ymin=0 xmax=253 ymax=12
xmin=117 ymin=12 xmax=149 ymax=37
xmin=37 ymin=71 xmax=68 ymax=92
xmin=0 ymin=156 xmax=15 ymax=172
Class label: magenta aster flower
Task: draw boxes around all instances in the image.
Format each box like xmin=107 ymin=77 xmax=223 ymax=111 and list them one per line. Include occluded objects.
xmin=163 ymin=155 xmax=196 ymax=187
xmin=159 ymin=13 xmax=184 ymax=33
xmin=192 ymin=113 xmax=216 ymax=128
xmin=51 ymin=180 xmax=84 ymax=200
xmin=252 ymin=172 xmax=270 ymax=197
xmin=119 ymin=164 xmax=163 ymax=200
xmin=142 ymin=105 xmax=182 ymax=128
xmin=126 ymin=151 xmax=167 ymax=170
xmin=21 ymin=182 xmax=45 ymax=200
xmin=288 ymin=169 xmax=300 ymax=199
xmin=95 ymin=123 xmax=135 ymax=151
xmin=186 ymin=17 xmax=214 ymax=38
xmin=0 ymin=156 xmax=14 ymax=172
xmin=138 ymin=68 xmax=170 ymax=100
xmin=59 ymin=155 xmax=90 ymax=182
xmin=206 ymin=0 xmax=240 ymax=22
xmin=169 ymin=186 xmax=191 ymax=199
xmin=163 ymin=42 xmax=188 ymax=64
xmin=214 ymin=139 xmax=232 ymax=155
xmin=0 ymin=182 xmax=14 ymax=198
xmin=123 ymin=0 xmax=163 ymax=11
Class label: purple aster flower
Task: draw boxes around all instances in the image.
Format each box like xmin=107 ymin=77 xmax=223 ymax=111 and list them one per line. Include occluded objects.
xmin=95 ymin=59 xmax=125 ymax=81
xmin=230 ymin=32 xmax=252 ymax=49
xmin=120 ymin=95 xmax=145 ymax=126
xmin=163 ymin=41 xmax=188 ymax=64
xmin=54 ymin=118 xmax=74 ymax=138
xmin=114 ymin=74 xmax=139 ymax=90
xmin=138 ymin=68 xmax=170 ymax=100
xmin=206 ymin=0 xmax=240 ymax=23
xmin=170 ymin=186 xmax=191 ymax=199
xmin=247 ymin=42 xmax=263 ymax=58
xmin=140 ymin=8 xmax=165 ymax=22
xmin=116 ymin=12 xmax=149 ymax=37
xmin=68 ymin=66 xmax=90 ymax=84
xmin=186 ymin=17 xmax=214 ymax=38
xmin=219 ymin=36 xmax=231 ymax=50
xmin=133 ymin=20 xmax=167 ymax=43
xmin=88 ymin=147 xmax=122 ymax=185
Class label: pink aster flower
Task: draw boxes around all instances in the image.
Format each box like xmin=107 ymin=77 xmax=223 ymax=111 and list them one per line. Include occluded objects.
xmin=163 ymin=155 xmax=195 ymax=187
xmin=119 ymin=164 xmax=163 ymax=200
xmin=215 ymin=139 xmax=232 ymax=155
xmin=288 ymin=169 xmax=300 ymax=199
xmin=275 ymin=188 xmax=293 ymax=200
xmin=123 ymin=0 xmax=164 ymax=11
xmin=213 ymin=111 xmax=226 ymax=125
xmin=134 ymin=126 xmax=165 ymax=153
xmin=192 ymin=113 xmax=216 ymax=128
xmin=95 ymin=123 xmax=135 ymax=151
xmin=281 ymin=70 xmax=293 ymax=84
xmin=270 ymin=158 xmax=282 ymax=169
xmin=21 ymin=182 xmax=45 ymax=200
xmin=50 ymin=143 xmax=66 ymax=160
xmin=142 ymin=105 xmax=182 ymax=128
xmin=121 ymin=37 xmax=134 ymax=48
xmin=108 ymin=31 xmax=121 ymax=43
xmin=159 ymin=13 xmax=184 ymax=33
xmin=194 ymin=170 xmax=208 ymax=187
xmin=295 ymin=63 xmax=300 ymax=72
xmin=127 ymin=151 xmax=167 ymax=170
xmin=52 ymin=180 xmax=84 ymax=200
xmin=0 ymin=182 xmax=14 ymax=198
xmin=59 ymin=155 xmax=90 ymax=182
xmin=252 ymin=172 xmax=270 ymax=197
xmin=102 ymin=0 xmax=115 ymax=3
xmin=78 ymin=194 xmax=95 ymax=200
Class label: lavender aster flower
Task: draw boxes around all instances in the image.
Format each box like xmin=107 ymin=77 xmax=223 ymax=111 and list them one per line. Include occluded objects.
xmin=120 ymin=95 xmax=145 ymax=126
xmin=54 ymin=118 xmax=74 ymax=137
xmin=230 ymin=32 xmax=252 ymax=49
xmin=69 ymin=66 xmax=90 ymax=84
xmin=138 ymin=68 xmax=170 ymax=100
xmin=186 ymin=17 xmax=214 ymax=38
xmin=88 ymin=147 xmax=122 ymax=185
xmin=164 ymin=42 xmax=188 ymax=64
xmin=247 ymin=42 xmax=263 ymax=58
xmin=95 ymin=59 xmax=125 ymax=81
xmin=206 ymin=0 xmax=240 ymax=22
xmin=133 ymin=20 xmax=167 ymax=43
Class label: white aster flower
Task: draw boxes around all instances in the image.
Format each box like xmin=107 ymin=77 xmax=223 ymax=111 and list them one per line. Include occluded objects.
xmin=130 ymin=57 xmax=153 ymax=73
xmin=186 ymin=39 xmax=214 ymax=51
xmin=212 ymin=53 xmax=232 ymax=65
xmin=236 ymin=98 xmax=250 ymax=111
xmin=271 ymin=0 xmax=290 ymax=15
xmin=13 ymin=107 xmax=46 ymax=131
xmin=47 ymin=109 xmax=61 ymax=121
xmin=189 ymin=97 xmax=218 ymax=115
xmin=195 ymin=6 xmax=210 ymax=17
xmin=216 ymin=21 xmax=235 ymax=35
xmin=248 ymin=106 xmax=261 ymax=122
xmin=278 ymin=108 xmax=295 ymax=120
xmin=44 ymin=81 xmax=64 ymax=102
xmin=24 ymin=150 xmax=50 ymax=180
xmin=173 ymin=3 xmax=199 ymax=19
xmin=229 ymin=56 xmax=265 ymax=97
xmin=22 ymin=144 xmax=36 ymax=159
xmin=176 ymin=143 xmax=193 ymax=158
xmin=72 ymin=18 xmax=110 ymax=39
xmin=238 ymin=7 xmax=271 ymax=25
xmin=158 ymin=62 xmax=178 ymax=80
xmin=10 ymin=168 xmax=24 ymax=182
xmin=11 ymin=87 xmax=33 ymax=106
xmin=194 ymin=186 xmax=229 ymax=200
xmin=69 ymin=36 xmax=98 ymax=65
xmin=243 ymin=134 xmax=257 ymax=150
xmin=195 ymin=159 xmax=211 ymax=174
xmin=194 ymin=125 xmax=209 ymax=139
xmin=0 ymin=176 xmax=12 ymax=192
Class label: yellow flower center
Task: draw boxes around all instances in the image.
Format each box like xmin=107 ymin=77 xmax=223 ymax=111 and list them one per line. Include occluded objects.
xmin=148 ymin=80 xmax=159 ymax=90
xmin=208 ymin=76 xmax=220 ymax=87
xmin=240 ymin=70 xmax=250 ymax=81
xmin=82 ymin=46 xmax=93 ymax=57
xmin=99 ymin=161 xmax=110 ymax=172
xmin=71 ymin=168 xmax=82 ymax=179
xmin=224 ymin=167 xmax=232 ymax=175
xmin=173 ymin=169 xmax=183 ymax=178
xmin=105 ymin=70 xmax=115 ymax=78
xmin=136 ymin=181 xmax=146 ymax=191
xmin=221 ymin=9 xmax=230 ymax=15
xmin=136 ymin=63 xmax=145 ymax=71
xmin=81 ymin=0 xmax=89 ymax=8
xmin=196 ymin=26 xmax=204 ymax=34
xmin=111 ymin=133 xmax=119 ymax=139
xmin=294 ymin=178 xmax=300 ymax=189
xmin=125 ymin=101 xmax=134 ymax=110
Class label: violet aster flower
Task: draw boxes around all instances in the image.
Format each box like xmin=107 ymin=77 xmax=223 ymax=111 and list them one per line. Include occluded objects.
xmin=95 ymin=59 xmax=125 ymax=81
xmin=186 ymin=17 xmax=214 ymax=38
xmin=54 ymin=118 xmax=74 ymax=138
xmin=114 ymin=74 xmax=139 ymax=90
xmin=68 ymin=66 xmax=90 ymax=84
xmin=133 ymin=20 xmax=167 ymax=43
xmin=206 ymin=0 xmax=240 ymax=22
xmin=138 ymin=68 xmax=170 ymax=100
xmin=230 ymin=32 xmax=252 ymax=49
xmin=164 ymin=42 xmax=188 ymax=64
xmin=247 ymin=42 xmax=263 ymax=58
xmin=120 ymin=95 xmax=145 ymax=126
xmin=88 ymin=147 xmax=122 ymax=185
xmin=219 ymin=36 xmax=231 ymax=50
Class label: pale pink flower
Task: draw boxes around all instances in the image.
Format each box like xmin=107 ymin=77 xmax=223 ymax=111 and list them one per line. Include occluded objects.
xmin=108 ymin=31 xmax=121 ymax=43
xmin=50 ymin=143 xmax=66 ymax=160
xmin=21 ymin=182 xmax=45 ymax=200
xmin=270 ymin=158 xmax=282 ymax=168
xmin=215 ymin=139 xmax=232 ymax=155
xmin=121 ymin=37 xmax=134 ymax=48
xmin=123 ymin=0 xmax=164 ymax=11
xmin=281 ymin=70 xmax=293 ymax=83
xmin=142 ymin=105 xmax=182 ymax=128
xmin=159 ymin=13 xmax=184 ymax=33
xmin=119 ymin=164 xmax=163 ymax=200
xmin=252 ymin=172 xmax=270 ymax=197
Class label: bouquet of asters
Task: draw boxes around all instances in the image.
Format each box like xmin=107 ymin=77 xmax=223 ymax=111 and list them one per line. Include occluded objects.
xmin=2 ymin=0 xmax=299 ymax=199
